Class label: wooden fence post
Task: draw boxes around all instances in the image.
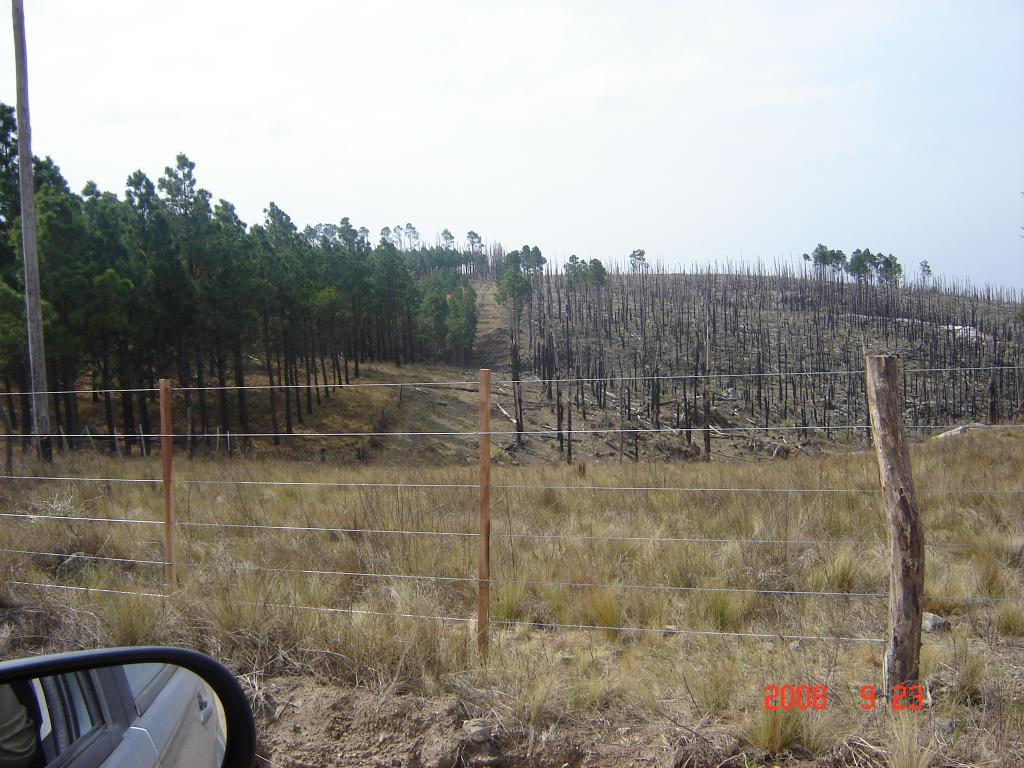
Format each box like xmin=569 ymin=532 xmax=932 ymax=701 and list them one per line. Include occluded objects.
xmin=0 ymin=406 xmax=13 ymax=475
xmin=159 ymin=379 xmax=176 ymax=591
xmin=478 ymin=368 xmax=491 ymax=658
xmin=865 ymin=355 xmax=924 ymax=695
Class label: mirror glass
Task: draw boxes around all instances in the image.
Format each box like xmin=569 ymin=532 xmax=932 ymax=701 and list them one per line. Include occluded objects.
xmin=0 ymin=663 xmax=226 ymax=767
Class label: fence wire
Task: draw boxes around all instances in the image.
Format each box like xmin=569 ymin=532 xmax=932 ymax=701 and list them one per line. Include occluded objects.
xmin=1 ymin=512 xmax=1021 ymax=557
xmin=4 ymin=474 xmax=1024 ymax=496
xmin=13 ymin=580 xmax=1021 ymax=650
xmin=505 ymin=364 xmax=1024 ymax=386
xmin=7 ymin=581 xmax=471 ymax=624
xmin=0 ymin=363 xmax=1019 ymax=398
xmin=3 ymin=549 xmax=1019 ymax=605
xmin=15 ymin=422 xmax=1024 ymax=441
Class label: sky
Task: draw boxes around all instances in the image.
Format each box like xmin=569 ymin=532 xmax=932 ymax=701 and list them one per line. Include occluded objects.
xmin=1 ymin=1 xmax=1022 ymax=287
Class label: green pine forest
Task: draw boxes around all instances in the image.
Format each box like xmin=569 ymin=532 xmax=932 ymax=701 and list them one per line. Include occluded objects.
xmin=0 ymin=103 xmax=484 ymax=446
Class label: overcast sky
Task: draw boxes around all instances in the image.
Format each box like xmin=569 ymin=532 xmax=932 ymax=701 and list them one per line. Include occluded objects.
xmin=2 ymin=1 xmax=1022 ymax=286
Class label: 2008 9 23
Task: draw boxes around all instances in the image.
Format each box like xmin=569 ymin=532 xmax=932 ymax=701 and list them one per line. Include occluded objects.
xmin=763 ymin=684 xmax=924 ymax=711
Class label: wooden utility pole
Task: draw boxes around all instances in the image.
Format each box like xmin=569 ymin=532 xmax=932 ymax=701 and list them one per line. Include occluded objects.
xmin=477 ymin=368 xmax=491 ymax=657
xmin=11 ymin=0 xmax=50 ymax=460
xmin=865 ymin=355 xmax=924 ymax=695
xmin=159 ymin=379 xmax=176 ymax=590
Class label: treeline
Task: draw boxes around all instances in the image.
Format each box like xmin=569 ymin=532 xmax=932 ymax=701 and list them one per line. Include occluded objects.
xmin=496 ymin=246 xmax=1024 ymax=461
xmin=803 ymin=243 xmax=910 ymax=284
xmin=0 ymin=103 xmax=485 ymax=449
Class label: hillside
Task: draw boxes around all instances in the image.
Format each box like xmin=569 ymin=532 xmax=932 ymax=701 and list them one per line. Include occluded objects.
xmin=502 ymin=265 xmax=1023 ymax=462
xmin=9 ymin=271 xmax=1019 ymax=469
xmin=2 ymin=272 xmax=1023 ymax=766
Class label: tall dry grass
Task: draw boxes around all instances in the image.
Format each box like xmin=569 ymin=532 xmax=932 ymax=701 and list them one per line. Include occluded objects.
xmin=0 ymin=427 xmax=1021 ymax=762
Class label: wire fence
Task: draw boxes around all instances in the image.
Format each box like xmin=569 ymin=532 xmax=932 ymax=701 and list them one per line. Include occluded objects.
xmin=4 ymin=547 xmax=1020 ymax=606
xmin=1 ymin=510 xmax=1021 ymax=555
xmin=1 ymin=367 xmax=1022 ymax=654
xmin=9 ymin=423 xmax=1024 ymax=442
xmin=0 ymin=363 xmax=1019 ymax=398
xmin=9 ymin=581 xmax=1019 ymax=653
xmin=4 ymin=474 xmax=1024 ymax=497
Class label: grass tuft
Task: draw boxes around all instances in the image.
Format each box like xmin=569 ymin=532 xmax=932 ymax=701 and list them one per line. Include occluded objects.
xmin=886 ymin=714 xmax=936 ymax=768
xmin=742 ymin=706 xmax=801 ymax=755
xmin=994 ymin=603 xmax=1024 ymax=637
xmin=692 ymin=591 xmax=753 ymax=632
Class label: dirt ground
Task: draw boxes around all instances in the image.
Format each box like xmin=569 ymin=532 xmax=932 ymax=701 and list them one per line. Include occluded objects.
xmin=255 ymin=676 xmax=746 ymax=768
xmin=255 ymin=677 xmax=1023 ymax=768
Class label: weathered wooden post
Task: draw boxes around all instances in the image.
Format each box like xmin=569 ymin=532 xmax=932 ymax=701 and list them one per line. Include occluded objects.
xmin=478 ymin=368 xmax=491 ymax=657
xmin=865 ymin=355 xmax=924 ymax=695
xmin=0 ymin=405 xmax=13 ymax=475
xmin=159 ymin=379 xmax=176 ymax=591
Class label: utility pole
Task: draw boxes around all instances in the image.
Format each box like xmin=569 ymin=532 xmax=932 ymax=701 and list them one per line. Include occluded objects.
xmin=12 ymin=0 xmax=51 ymax=460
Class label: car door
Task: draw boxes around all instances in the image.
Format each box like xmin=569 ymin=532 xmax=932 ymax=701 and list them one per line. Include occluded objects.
xmin=24 ymin=664 xmax=225 ymax=768
xmin=123 ymin=664 xmax=225 ymax=768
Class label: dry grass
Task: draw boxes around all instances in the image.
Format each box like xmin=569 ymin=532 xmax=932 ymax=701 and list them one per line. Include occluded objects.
xmin=742 ymin=705 xmax=802 ymax=754
xmin=887 ymin=714 xmax=937 ymax=768
xmin=0 ymin=424 xmax=1022 ymax=763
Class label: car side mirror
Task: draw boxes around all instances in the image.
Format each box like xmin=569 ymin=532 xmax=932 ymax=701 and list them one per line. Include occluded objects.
xmin=0 ymin=646 xmax=256 ymax=768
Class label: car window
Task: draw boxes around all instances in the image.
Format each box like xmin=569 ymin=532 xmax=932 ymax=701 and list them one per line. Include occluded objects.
xmin=60 ymin=673 xmax=98 ymax=739
xmin=123 ymin=664 xmax=166 ymax=700
xmin=123 ymin=663 xmax=174 ymax=717
xmin=34 ymin=671 xmax=110 ymax=766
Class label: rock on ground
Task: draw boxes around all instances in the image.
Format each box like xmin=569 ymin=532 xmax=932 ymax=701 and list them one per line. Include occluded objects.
xmin=922 ymin=612 xmax=951 ymax=632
